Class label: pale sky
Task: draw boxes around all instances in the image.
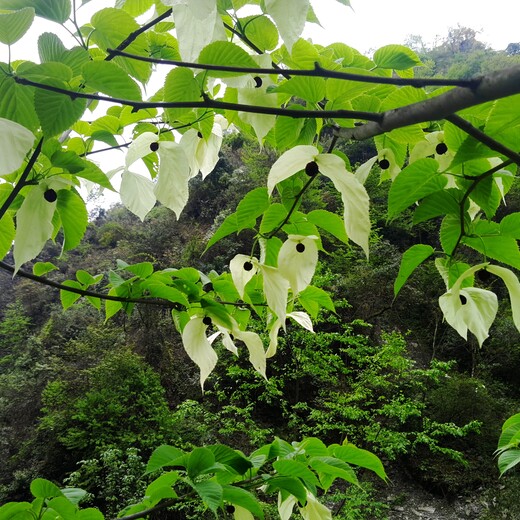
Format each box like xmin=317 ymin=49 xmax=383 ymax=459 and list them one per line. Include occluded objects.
xmin=307 ymin=0 xmax=519 ymax=52
xmin=2 ymin=0 xmax=518 ymax=63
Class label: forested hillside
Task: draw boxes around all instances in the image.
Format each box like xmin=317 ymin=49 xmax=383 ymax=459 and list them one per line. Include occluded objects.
xmin=1 ymin=0 xmax=520 ymax=518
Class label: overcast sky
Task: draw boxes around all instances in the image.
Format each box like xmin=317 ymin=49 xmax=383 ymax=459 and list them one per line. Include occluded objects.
xmin=307 ymin=0 xmax=519 ymax=52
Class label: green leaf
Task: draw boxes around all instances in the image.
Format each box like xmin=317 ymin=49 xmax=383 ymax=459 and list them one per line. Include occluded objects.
xmin=298 ymin=285 xmax=335 ymax=319
xmin=90 ymin=8 xmax=151 ymax=83
xmin=209 ymin=445 xmax=253 ymax=475
xmin=199 ymin=41 xmax=258 ymax=77
xmin=468 ymin=175 xmax=501 ymax=219
xmin=500 ymin=213 xmax=520 ymax=239
xmin=265 ymin=476 xmax=307 ymax=505
xmin=0 ymin=502 xmax=33 ymax=518
xmin=193 ymin=480 xmax=222 ymax=513
xmin=373 ymin=44 xmax=422 ymax=70
xmin=124 ymin=261 xmax=154 ymax=278
xmin=61 ymin=487 xmax=87 ymax=506
xmin=146 ymin=445 xmax=185 ymax=474
xmin=273 ymin=459 xmax=320 ymax=494
xmin=309 ymin=456 xmax=358 ymax=489
xmin=163 ymin=67 xmax=200 ymax=123
xmin=34 ymin=80 xmax=87 ymax=137
xmin=0 ymin=214 xmax=15 ymax=260
xmin=82 ymin=60 xmax=142 ymax=101
xmin=307 ymin=209 xmax=348 ymax=244
xmin=463 ymin=221 xmax=520 ymax=270
xmin=274 ymin=115 xmax=305 ymax=151
xmin=440 ymin=215 xmax=463 ymax=256
xmin=388 ymin=158 xmax=446 ymax=219
xmin=37 ymin=32 xmax=65 ymax=62
xmin=236 ymin=187 xmax=269 ymax=232
xmin=0 ymin=0 xmax=70 ymax=22
xmin=240 ymin=15 xmax=278 ymax=52
xmin=0 ymin=7 xmax=34 ymax=44
xmin=413 ymin=189 xmax=462 ymax=224
xmin=259 ymin=203 xmax=288 ymax=235
xmin=188 ymin=447 xmax=216 ymax=479
xmin=0 ymin=73 xmax=39 ymax=131
xmin=60 ymin=280 xmax=83 ymax=310
xmin=276 ymin=76 xmax=326 ymax=104
xmin=498 ymin=449 xmax=520 ymax=476
xmin=222 ymin=485 xmax=264 ymax=519
xmin=57 ymin=190 xmax=88 ymax=253
xmin=333 ymin=444 xmax=387 ymax=481
xmin=394 ymin=244 xmax=435 ymax=297
xmin=33 ymin=261 xmax=57 ymax=276
xmin=30 ymin=478 xmax=63 ymax=499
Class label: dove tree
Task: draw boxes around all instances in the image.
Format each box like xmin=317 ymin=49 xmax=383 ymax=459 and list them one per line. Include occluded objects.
xmin=1 ymin=0 xmax=520 ymax=516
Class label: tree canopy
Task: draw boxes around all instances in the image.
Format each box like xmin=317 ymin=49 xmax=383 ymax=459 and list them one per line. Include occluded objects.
xmin=1 ymin=0 xmax=520 ymax=517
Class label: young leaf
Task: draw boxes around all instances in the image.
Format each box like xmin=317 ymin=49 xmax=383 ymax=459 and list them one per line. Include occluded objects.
xmin=388 ymin=158 xmax=446 ymax=219
xmin=198 ymin=41 xmax=258 ymax=77
xmin=56 ymin=190 xmax=88 ymax=253
xmin=0 ymin=7 xmax=34 ymax=45
xmin=0 ymin=117 xmax=35 ymax=174
xmin=373 ymin=44 xmax=422 ymax=70
xmin=30 ymin=478 xmax=63 ymax=499
xmin=60 ymin=280 xmax=83 ymax=310
xmin=82 ymin=60 xmax=142 ymax=101
xmin=394 ymin=244 xmax=435 ymax=297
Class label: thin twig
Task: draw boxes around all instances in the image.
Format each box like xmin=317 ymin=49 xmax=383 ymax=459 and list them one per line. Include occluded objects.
xmin=0 ymin=137 xmax=43 ymax=221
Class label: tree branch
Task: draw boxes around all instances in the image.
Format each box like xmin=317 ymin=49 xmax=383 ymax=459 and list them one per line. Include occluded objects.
xmin=12 ymin=76 xmax=383 ymax=122
xmin=107 ymin=48 xmax=480 ymax=88
xmin=336 ymin=65 xmax=520 ymax=156
xmin=0 ymin=137 xmax=43 ymax=221
xmin=445 ymin=114 xmax=520 ymax=164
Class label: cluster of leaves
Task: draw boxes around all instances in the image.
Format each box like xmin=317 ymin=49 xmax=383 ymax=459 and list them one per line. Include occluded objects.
xmin=0 ymin=0 xmax=520 ymax=492
xmin=0 ymin=436 xmax=387 ymax=520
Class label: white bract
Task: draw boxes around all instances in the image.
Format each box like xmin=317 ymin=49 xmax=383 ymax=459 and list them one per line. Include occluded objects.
xmin=278 ymin=235 xmax=319 ymax=295
xmin=0 ymin=117 xmax=35 ymax=175
xmin=268 ymin=145 xmax=371 ymax=257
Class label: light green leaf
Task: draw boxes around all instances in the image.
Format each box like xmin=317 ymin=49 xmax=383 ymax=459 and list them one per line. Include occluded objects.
xmin=278 ymin=235 xmax=318 ymax=295
xmin=0 ymin=0 xmax=70 ymax=22
xmin=187 ymin=447 xmax=215 ymax=479
xmin=413 ymin=189 xmax=462 ymax=224
xmin=276 ymin=76 xmax=326 ymax=104
xmin=205 ymin=213 xmax=241 ymax=251
xmin=124 ymin=261 xmax=153 ymax=278
xmin=264 ymin=0 xmax=309 ymax=52
xmin=120 ymin=170 xmax=156 ymax=221
xmin=144 ymin=471 xmax=179 ymax=504
xmin=259 ymin=204 xmax=288 ymax=235
xmin=388 ymin=158 xmax=446 ymax=219
xmin=77 ymin=508 xmax=105 ymax=520
xmin=274 ymin=116 xmax=305 ymax=151
xmin=298 ymin=285 xmax=335 ymax=319
xmin=0 ymin=214 xmax=15 ymax=260
xmin=57 ymin=190 xmax=88 ymax=253
xmin=193 ymin=480 xmax=223 ymax=513
xmin=181 ymin=316 xmax=218 ymax=390
xmin=0 ymin=7 xmax=34 ymax=44
xmin=394 ymin=244 xmax=435 ymax=297
xmin=33 ymin=261 xmax=57 ymax=276
xmin=498 ymin=450 xmax=520 ymax=476
xmin=30 ymin=478 xmax=63 ymax=499
xmin=307 ymin=210 xmax=348 ymax=244
xmin=373 ymin=44 xmax=422 ymax=70
xmin=240 ymin=15 xmax=278 ymax=52
xmin=13 ymin=185 xmax=56 ymax=272
xmin=163 ymin=67 xmax=200 ymax=123
xmin=333 ymin=444 xmax=387 ymax=481
xmin=316 ymin=153 xmax=370 ymax=257
xmin=146 ymin=445 xmax=185 ymax=474
xmin=60 ymin=280 xmax=83 ymax=310
xmin=82 ymin=60 xmax=142 ymax=101
xmin=199 ymin=41 xmax=258 ymax=77
xmin=500 ymin=212 xmax=520 ymax=239
xmin=309 ymin=457 xmax=358 ymax=489
xmin=0 ymin=117 xmax=35 ymax=174
xmin=236 ymin=187 xmax=269 ymax=233
xmin=90 ymin=8 xmax=151 ymax=82
xmin=61 ymin=487 xmax=87 ymax=506
xmin=34 ymin=80 xmax=87 ymax=137
xmin=115 ymin=0 xmax=154 ymax=16
xmin=222 ymin=485 xmax=264 ymax=520
xmin=37 ymin=32 xmax=65 ymax=62
xmin=0 ymin=73 xmax=39 ymax=131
